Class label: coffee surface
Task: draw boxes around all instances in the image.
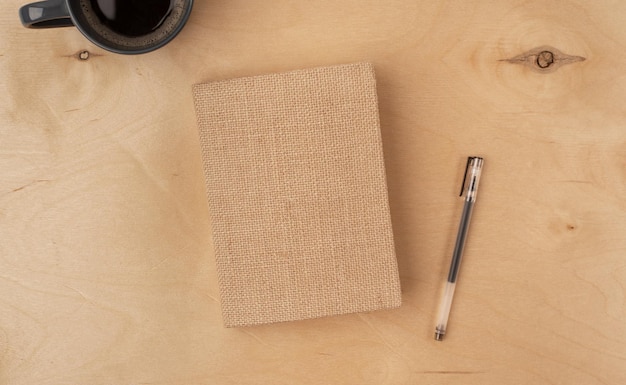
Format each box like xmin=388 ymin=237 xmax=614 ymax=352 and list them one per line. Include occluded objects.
xmin=91 ymin=0 xmax=174 ymax=37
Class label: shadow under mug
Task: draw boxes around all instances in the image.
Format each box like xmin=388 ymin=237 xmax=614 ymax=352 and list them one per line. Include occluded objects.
xmin=19 ymin=0 xmax=194 ymax=54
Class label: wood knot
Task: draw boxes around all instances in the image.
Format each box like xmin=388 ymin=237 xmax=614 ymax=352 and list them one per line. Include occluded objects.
xmin=78 ymin=50 xmax=90 ymax=61
xmin=536 ymin=51 xmax=554 ymax=68
xmin=503 ymin=46 xmax=585 ymax=73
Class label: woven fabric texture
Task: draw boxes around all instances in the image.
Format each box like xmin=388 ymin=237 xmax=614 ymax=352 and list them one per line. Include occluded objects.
xmin=193 ymin=62 xmax=401 ymax=327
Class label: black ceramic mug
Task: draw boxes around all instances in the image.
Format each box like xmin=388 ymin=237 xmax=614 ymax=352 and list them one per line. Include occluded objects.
xmin=19 ymin=0 xmax=194 ymax=54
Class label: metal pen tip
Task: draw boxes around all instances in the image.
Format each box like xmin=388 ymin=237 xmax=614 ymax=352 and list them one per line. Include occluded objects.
xmin=434 ymin=331 xmax=445 ymax=341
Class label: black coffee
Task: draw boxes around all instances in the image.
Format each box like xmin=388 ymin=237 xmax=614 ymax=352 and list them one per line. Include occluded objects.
xmin=91 ymin=0 xmax=174 ymax=37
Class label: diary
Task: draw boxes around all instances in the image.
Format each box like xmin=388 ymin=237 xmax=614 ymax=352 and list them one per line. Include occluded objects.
xmin=193 ymin=62 xmax=401 ymax=327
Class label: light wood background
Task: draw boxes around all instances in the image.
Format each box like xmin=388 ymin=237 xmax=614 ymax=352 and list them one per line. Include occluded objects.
xmin=1 ymin=1 xmax=625 ymax=384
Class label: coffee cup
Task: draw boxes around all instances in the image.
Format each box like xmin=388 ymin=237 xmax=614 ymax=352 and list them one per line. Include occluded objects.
xmin=19 ymin=0 xmax=194 ymax=54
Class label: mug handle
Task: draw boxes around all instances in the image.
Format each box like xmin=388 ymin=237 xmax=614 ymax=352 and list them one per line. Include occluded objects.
xmin=19 ymin=0 xmax=73 ymax=28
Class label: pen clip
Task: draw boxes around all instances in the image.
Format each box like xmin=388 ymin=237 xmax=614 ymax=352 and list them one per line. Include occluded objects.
xmin=459 ymin=157 xmax=472 ymax=197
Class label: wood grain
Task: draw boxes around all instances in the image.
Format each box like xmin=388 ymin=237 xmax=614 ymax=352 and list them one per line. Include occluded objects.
xmin=1 ymin=0 xmax=625 ymax=384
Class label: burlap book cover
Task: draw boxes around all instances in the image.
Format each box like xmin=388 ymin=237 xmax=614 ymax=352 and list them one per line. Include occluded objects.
xmin=193 ymin=62 xmax=401 ymax=327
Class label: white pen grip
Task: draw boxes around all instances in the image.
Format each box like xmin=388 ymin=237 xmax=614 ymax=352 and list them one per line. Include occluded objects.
xmin=435 ymin=281 xmax=457 ymax=338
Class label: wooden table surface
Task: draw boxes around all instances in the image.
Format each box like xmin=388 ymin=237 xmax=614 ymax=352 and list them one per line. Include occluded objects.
xmin=1 ymin=1 xmax=625 ymax=384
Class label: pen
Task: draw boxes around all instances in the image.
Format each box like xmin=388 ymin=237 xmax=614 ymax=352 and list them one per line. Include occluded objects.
xmin=434 ymin=156 xmax=484 ymax=341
